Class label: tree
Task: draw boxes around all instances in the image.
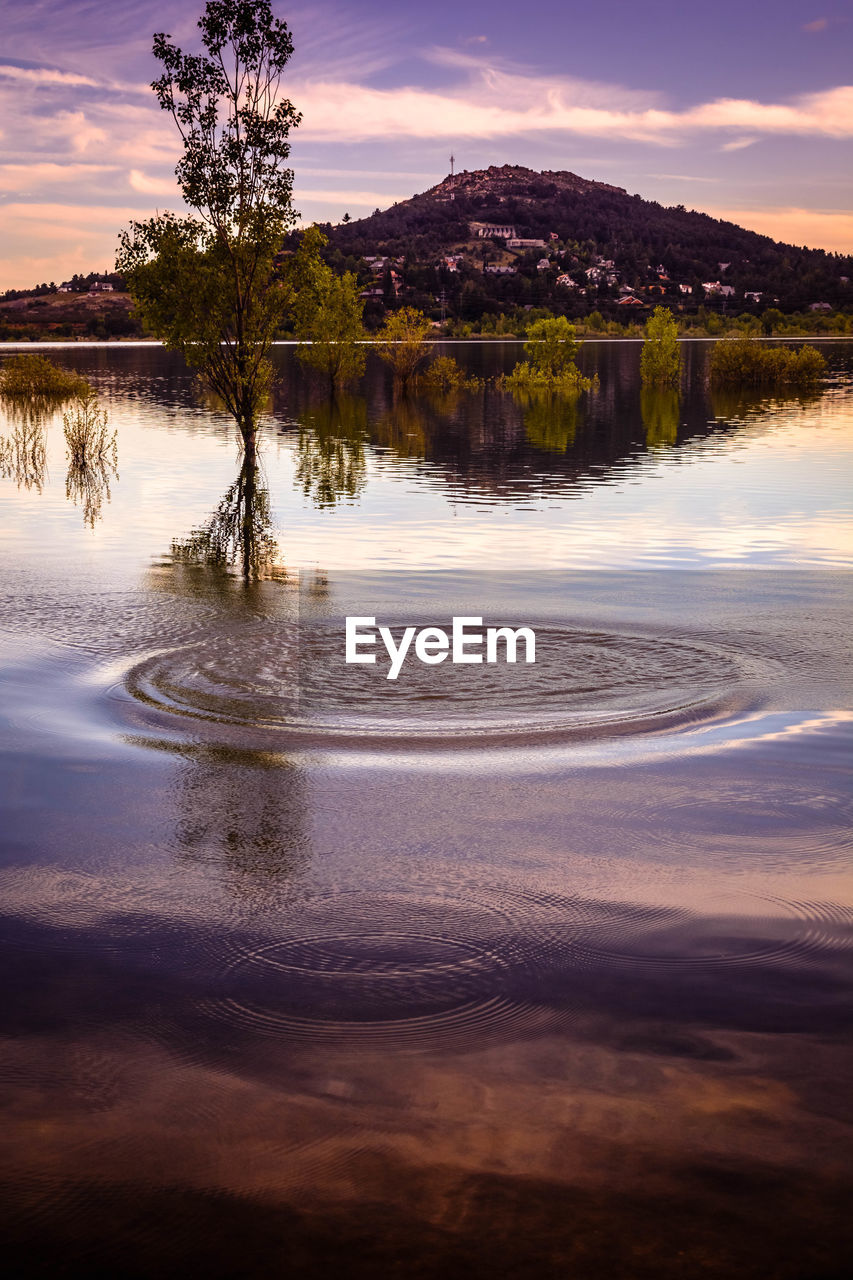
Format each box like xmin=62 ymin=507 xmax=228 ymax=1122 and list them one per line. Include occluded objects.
xmin=293 ymin=227 xmax=366 ymax=388
xmin=503 ymin=316 xmax=591 ymax=391
xmin=376 ymin=307 xmax=432 ymax=387
xmin=640 ymin=306 xmax=682 ymax=389
xmin=116 ymin=0 xmax=301 ymax=459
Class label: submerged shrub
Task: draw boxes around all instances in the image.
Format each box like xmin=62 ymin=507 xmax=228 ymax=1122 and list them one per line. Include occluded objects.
xmin=709 ymin=337 xmax=826 ymax=388
xmin=420 ymin=355 xmax=481 ymax=391
xmin=0 ymin=353 xmax=89 ymax=399
xmin=63 ymin=390 xmax=116 ymax=467
xmin=501 ymin=317 xmax=593 ymax=393
xmin=640 ymin=306 xmax=682 ymax=389
xmin=376 ymin=307 xmax=433 ymax=387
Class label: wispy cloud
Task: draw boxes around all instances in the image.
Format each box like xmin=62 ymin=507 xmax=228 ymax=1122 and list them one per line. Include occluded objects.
xmin=0 ymin=63 xmax=100 ymax=88
xmin=292 ymin=72 xmax=853 ymax=145
xmin=720 ymin=137 xmax=758 ymax=152
xmin=128 ymin=168 xmax=180 ymax=195
xmin=802 ymin=17 xmax=829 ymax=32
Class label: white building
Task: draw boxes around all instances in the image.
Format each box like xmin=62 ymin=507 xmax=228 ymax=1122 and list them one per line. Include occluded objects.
xmin=469 ymin=222 xmax=516 ymax=239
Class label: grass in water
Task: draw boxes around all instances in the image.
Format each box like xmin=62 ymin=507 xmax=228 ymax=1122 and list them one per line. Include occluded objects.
xmin=63 ymin=390 xmax=116 ymax=467
xmin=62 ymin=391 xmax=118 ymax=527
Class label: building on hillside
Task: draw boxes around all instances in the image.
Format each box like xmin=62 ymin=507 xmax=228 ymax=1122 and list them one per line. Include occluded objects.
xmin=469 ymin=222 xmax=515 ymax=239
xmin=556 ymin=274 xmax=578 ymax=288
xmin=678 ymin=284 xmax=693 ymax=294
xmin=744 ymin=291 xmax=762 ymax=303
xmin=484 ymin=264 xmax=516 ymax=275
xmin=507 ymin=237 xmax=547 ymax=249
xmin=89 ymin=281 xmax=114 ymax=292
xmin=809 ymin=301 xmax=832 ymax=311
xmin=536 ymin=258 xmax=551 ymax=271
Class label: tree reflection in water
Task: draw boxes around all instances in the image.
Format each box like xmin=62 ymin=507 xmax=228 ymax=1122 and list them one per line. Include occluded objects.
xmin=641 ymin=388 xmax=680 ymax=449
xmin=65 ymin=445 xmax=119 ymax=527
xmin=709 ymin=385 xmax=821 ymax=423
xmin=1 ymin=395 xmax=120 ymax=522
xmin=0 ymin=414 xmax=48 ymax=492
xmin=371 ymin=393 xmax=430 ymax=459
xmin=512 ymin=389 xmax=581 ymax=453
xmin=171 ymin=455 xmax=282 ymax=581
xmin=293 ymin=394 xmax=367 ymax=507
xmin=173 ymin=743 xmax=310 ymax=905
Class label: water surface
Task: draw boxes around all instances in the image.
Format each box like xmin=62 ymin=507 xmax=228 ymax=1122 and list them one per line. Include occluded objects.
xmin=1 ymin=341 xmax=851 ymax=1277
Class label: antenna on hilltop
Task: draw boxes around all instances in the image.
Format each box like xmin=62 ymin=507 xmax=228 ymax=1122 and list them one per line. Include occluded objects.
xmin=449 ymin=153 xmax=455 ymax=180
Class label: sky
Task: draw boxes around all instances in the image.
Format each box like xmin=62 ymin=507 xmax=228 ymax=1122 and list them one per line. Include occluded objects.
xmin=1 ymin=0 xmax=852 ymax=289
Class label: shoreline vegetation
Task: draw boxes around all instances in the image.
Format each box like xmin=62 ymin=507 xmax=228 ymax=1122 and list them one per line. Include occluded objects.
xmin=2 ymin=297 xmax=852 ymax=346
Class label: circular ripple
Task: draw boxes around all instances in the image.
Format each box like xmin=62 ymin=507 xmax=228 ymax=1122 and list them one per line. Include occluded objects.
xmin=203 ymin=885 xmax=853 ymax=1052
xmin=209 ymin=892 xmax=553 ymax=1050
xmin=116 ymin=619 xmax=761 ymax=749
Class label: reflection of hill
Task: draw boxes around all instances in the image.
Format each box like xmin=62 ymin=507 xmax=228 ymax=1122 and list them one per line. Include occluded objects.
xmin=52 ymin=343 xmax=829 ymax=507
xmin=265 ymin=341 xmax=776 ymax=503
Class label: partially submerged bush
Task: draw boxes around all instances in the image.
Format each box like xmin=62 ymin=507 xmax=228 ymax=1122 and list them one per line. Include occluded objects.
xmin=420 ymin=355 xmax=481 ymax=391
xmin=709 ymin=337 xmax=826 ymax=388
xmin=500 ymin=317 xmax=593 ymax=393
xmin=376 ymin=307 xmax=433 ymax=387
xmin=640 ymin=306 xmax=682 ymax=389
xmin=63 ymin=390 xmax=116 ymax=467
xmin=0 ymin=353 xmax=89 ymax=399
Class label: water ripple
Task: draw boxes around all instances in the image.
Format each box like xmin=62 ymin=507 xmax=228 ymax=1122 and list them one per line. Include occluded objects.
xmin=114 ymin=620 xmax=765 ymax=750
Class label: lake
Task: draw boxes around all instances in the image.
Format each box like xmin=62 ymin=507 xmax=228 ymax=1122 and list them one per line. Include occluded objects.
xmin=1 ymin=340 xmax=851 ymax=1277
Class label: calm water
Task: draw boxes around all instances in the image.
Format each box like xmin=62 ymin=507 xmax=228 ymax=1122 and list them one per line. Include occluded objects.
xmin=1 ymin=341 xmax=852 ymax=1277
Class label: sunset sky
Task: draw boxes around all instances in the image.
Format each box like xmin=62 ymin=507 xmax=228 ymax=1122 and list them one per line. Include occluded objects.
xmin=1 ymin=0 xmax=852 ymax=290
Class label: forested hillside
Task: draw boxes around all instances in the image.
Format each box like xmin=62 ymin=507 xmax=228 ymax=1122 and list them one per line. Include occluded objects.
xmin=320 ymin=165 xmax=852 ymax=326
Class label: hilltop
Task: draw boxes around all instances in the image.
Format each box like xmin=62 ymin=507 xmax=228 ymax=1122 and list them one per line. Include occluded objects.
xmin=2 ymin=165 xmax=850 ymax=339
xmin=324 ymin=164 xmax=852 ymax=325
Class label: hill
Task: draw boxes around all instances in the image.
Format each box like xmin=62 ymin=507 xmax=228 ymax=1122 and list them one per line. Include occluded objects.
xmin=324 ymin=164 xmax=852 ymax=325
